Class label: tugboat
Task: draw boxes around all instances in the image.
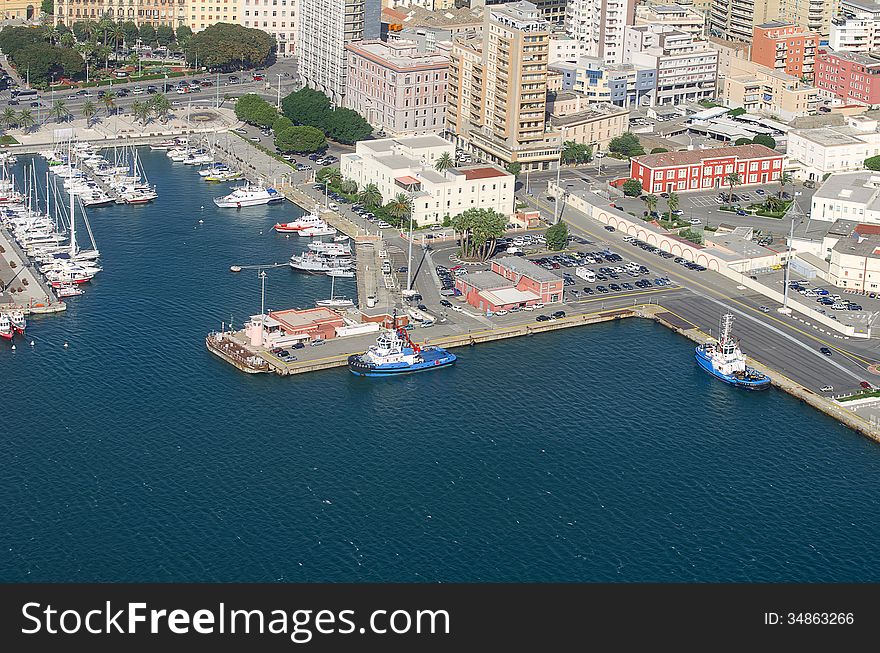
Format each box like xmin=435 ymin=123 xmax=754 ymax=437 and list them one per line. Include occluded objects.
xmin=348 ymin=314 xmax=456 ymax=376
xmin=695 ymin=312 xmax=771 ymax=390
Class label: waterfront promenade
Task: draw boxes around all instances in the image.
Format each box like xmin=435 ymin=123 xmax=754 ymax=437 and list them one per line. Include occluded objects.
xmin=0 ymin=224 xmax=65 ymax=315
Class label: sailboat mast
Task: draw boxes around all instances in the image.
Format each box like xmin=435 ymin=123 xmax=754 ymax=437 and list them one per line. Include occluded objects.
xmin=68 ymin=142 xmax=76 ymax=257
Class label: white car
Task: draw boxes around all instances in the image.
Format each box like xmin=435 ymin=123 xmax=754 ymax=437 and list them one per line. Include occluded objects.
xmin=522 ymin=305 xmax=536 ymax=311
xmin=533 ymin=303 xmax=545 ymax=309
xmin=132 ymin=86 xmax=145 ymax=95
xmin=821 ymin=385 xmax=834 ymax=392
xmin=450 ymin=305 xmax=463 ymax=312
xmin=430 ymin=225 xmax=444 ymax=231
xmin=689 ymin=218 xmax=702 ymax=225
xmin=494 ymin=310 xmax=508 ymax=316
xmin=377 ymin=221 xmax=392 ymax=228
xmin=327 ymin=202 xmax=338 ymax=210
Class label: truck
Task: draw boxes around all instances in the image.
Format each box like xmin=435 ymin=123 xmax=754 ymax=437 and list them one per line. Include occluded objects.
xmin=575 ymin=266 xmax=596 ymax=283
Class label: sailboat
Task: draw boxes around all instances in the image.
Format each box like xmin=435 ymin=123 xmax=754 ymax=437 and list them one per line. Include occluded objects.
xmin=315 ymin=273 xmax=355 ymax=308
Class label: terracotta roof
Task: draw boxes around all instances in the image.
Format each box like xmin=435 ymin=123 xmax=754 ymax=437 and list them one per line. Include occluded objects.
xmin=382 ymin=7 xmax=408 ymax=22
xmin=631 ymin=144 xmax=780 ymax=168
xmin=856 ymin=223 xmax=880 ymax=236
xmin=459 ymin=166 xmax=508 ymax=180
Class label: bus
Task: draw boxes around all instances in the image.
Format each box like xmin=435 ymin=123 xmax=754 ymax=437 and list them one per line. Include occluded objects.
xmin=11 ymin=88 xmax=38 ymax=98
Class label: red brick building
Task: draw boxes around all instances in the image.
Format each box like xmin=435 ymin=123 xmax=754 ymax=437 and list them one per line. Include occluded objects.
xmin=751 ymin=22 xmax=819 ymax=82
xmin=456 ymin=257 xmax=563 ymax=313
xmin=815 ymin=49 xmax=880 ymax=107
xmin=629 ymin=144 xmax=784 ymax=194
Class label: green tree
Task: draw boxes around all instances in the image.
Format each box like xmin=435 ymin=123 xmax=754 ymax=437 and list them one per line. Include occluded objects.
xmin=234 ymin=93 xmax=277 ymax=128
xmin=49 ymin=100 xmax=69 ymax=123
xmin=96 ymin=45 xmax=111 ymax=71
xmin=505 ymin=162 xmax=522 ymax=176
xmin=60 ymin=32 xmax=75 ymax=49
xmin=358 ymin=183 xmax=382 ymax=209
xmin=561 ymin=140 xmax=592 ymax=165
xmin=451 ymin=207 xmax=507 ymax=261
xmin=43 ymin=25 xmax=59 ymax=45
xmin=777 ymin=171 xmax=792 ymax=198
xmin=122 ymin=21 xmax=139 ymax=46
xmin=156 ymin=25 xmax=175 ymax=47
xmin=17 ymin=109 xmax=35 ymax=132
xmin=139 ymin=24 xmax=157 ymax=47
xmin=751 ymin=134 xmax=777 ymax=149
xmin=725 ymin=172 xmax=741 ymax=204
xmin=175 ymin=25 xmax=193 ymax=49
xmin=622 ymin=178 xmax=643 ymax=197
xmin=274 ymin=125 xmax=326 ymax=153
xmin=316 ymin=166 xmax=341 ymax=185
xmin=1 ymin=107 xmax=17 ymax=130
xmin=644 ymin=194 xmax=658 ymax=215
xmin=340 ymin=179 xmax=358 ymax=195
xmin=273 ymin=115 xmax=294 ymax=133
xmin=545 ymin=221 xmax=569 ymax=251
xmin=41 ymin=0 xmax=54 ymax=15
xmin=650 ymin=147 xmax=669 ymax=154
xmin=186 ymin=23 xmax=274 ymax=69
xmin=281 ymin=88 xmax=331 ymax=128
xmin=764 ymin=196 xmax=784 ymax=213
xmin=434 ymin=151 xmax=454 ymax=172
xmin=734 ymin=137 xmax=751 ymax=146
xmin=101 ymin=91 xmax=116 ymax=116
xmin=728 ymin=108 xmax=747 ymax=118
xmin=0 ymin=30 xmax=85 ymax=85
xmin=324 ymin=107 xmax=372 ymax=144
xmin=81 ymin=99 xmax=97 ymax=127
xmin=147 ymin=93 xmax=172 ymax=123
xmin=385 ymin=193 xmax=412 ymax=227
xmin=865 ymin=156 xmax=880 ymax=171
xmin=608 ymin=132 xmax=645 ymax=158
xmin=131 ymin=100 xmax=151 ymax=125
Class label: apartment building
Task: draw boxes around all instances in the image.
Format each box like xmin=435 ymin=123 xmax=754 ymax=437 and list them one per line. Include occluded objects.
xmin=751 ymin=22 xmax=819 ymax=81
xmin=548 ymin=99 xmax=630 ymax=149
xmin=830 ymin=0 xmax=880 ymax=54
xmin=634 ymin=4 xmax=706 ymax=38
xmin=565 ymin=0 xmax=637 ymax=65
xmin=789 ymin=115 xmax=880 ymax=181
xmin=549 ymin=56 xmax=656 ymax=107
xmin=815 ymin=48 xmax=880 ymax=107
xmin=344 ymin=39 xmax=450 ymax=136
xmin=447 ymin=1 xmax=561 ymax=170
xmin=709 ymin=0 xmax=835 ymax=43
xmin=340 ymin=135 xmax=515 ymax=225
xmin=56 ymin=0 xmax=186 ymax=25
xmin=189 ymin=0 xmax=237 ymax=31
xmin=722 ymin=65 xmax=818 ymax=119
xmin=238 ymin=0 xmax=297 ymax=55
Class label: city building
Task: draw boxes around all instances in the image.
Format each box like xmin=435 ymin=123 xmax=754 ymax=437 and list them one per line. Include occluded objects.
xmin=478 ymin=0 xmax=568 ymax=26
xmin=344 ymin=39 xmax=450 ymax=136
xmin=56 ymin=0 xmax=186 ymax=25
xmin=340 ymin=135 xmax=515 ymax=225
xmin=709 ymin=0 xmax=835 ymax=42
xmin=708 ymin=36 xmax=751 ymax=77
xmin=298 ymin=0 xmax=381 ymax=105
xmin=635 ymin=4 xmax=706 ymax=38
xmin=828 ymin=225 xmax=880 ymax=292
xmin=788 ymin=115 xmax=880 ymax=181
xmin=809 ymin=170 xmax=880 ymax=223
xmin=3 ymin=0 xmax=37 ymax=20
xmin=455 ymin=257 xmax=563 ymax=312
xmin=629 ymin=143 xmax=785 ymax=193
xmin=722 ymin=64 xmax=819 ymax=120
xmin=565 ymin=0 xmax=637 ymax=65
xmin=549 ymin=31 xmax=590 ymax=63
xmin=624 ymin=25 xmax=719 ymax=106
xmin=382 ymin=4 xmax=484 ymax=43
xmin=238 ymin=0 xmax=298 ymax=55
xmin=548 ymin=99 xmax=630 ymax=150
xmin=447 ymin=2 xmax=561 ymax=171
xmin=750 ymin=22 xmax=819 ymax=82
xmin=830 ymin=0 xmax=880 ymax=54
xmin=549 ymin=56 xmax=656 ymax=107
xmin=815 ymin=49 xmax=880 ymax=107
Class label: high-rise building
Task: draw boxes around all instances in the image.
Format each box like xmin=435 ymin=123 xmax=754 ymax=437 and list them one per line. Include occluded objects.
xmin=447 ymin=1 xmax=560 ymax=171
xmin=710 ymin=0 xmax=838 ymax=42
xmin=298 ymin=0 xmax=381 ymax=105
xmin=238 ymin=0 xmax=298 ymax=55
xmin=56 ymin=0 xmax=186 ymax=26
xmin=635 ymin=4 xmax=706 ymax=38
xmin=751 ymin=22 xmax=819 ymax=81
xmin=565 ymin=0 xmax=637 ymax=65
xmin=830 ymin=0 xmax=880 ymax=54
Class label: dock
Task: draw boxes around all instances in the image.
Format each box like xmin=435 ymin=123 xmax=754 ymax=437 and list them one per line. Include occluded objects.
xmin=0 ymin=223 xmax=65 ymax=315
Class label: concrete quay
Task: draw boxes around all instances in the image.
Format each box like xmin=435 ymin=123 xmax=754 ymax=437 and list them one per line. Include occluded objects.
xmin=0 ymin=224 xmax=65 ymax=315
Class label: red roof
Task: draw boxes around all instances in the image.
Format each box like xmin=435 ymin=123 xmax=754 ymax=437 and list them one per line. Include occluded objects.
xmin=631 ymin=144 xmax=781 ymax=169
xmin=395 ymin=175 xmax=421 ymax=186
xmin=856 ymin=223 xmax=880 ymax=236
xmin=460 ymin=167 xmax=507 ymax=180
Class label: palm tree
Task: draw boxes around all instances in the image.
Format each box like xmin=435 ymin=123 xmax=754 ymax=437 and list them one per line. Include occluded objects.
xmin=102 ymin=91 xmax=117 ymax=116
xmin=49 ymin=100 xmax=69 ymax=123
xmin=1 ymin=107 xmax=17 ymax=130
xmin=147 ymin=93 xmax=172 ymax=123
xmin=666 ymin=191 xmax=679 ymax=218
xmin=777 ymin=171 xmax=792 ymax=199
xmin=111 ymin=25 xmax=125 ymax=62
xmin=97 ymin=17 xmax=114 ymax=47
xmin=97 ymin=45 xmax=112 ymax=72
xmin=60 ymin=32 xmax=75 ymax=48
xmin=725 ymin=172 xmax=741 ymax=204
xmin=43 ymin=26 xmax=59 ymax=46
xmin=385 ymin=193 xmax=412 ymax=227
xmin=17 ymin=109 xmax=36 ymax=133
xmin=358 ymin=183 xmax=382 ymax=209
xmin=644 ymin=194 xmax=658 ymax=216
xmin=339 ymin=178 xmax=358 ymax=195
xmin=81 ymin=100 xmax=97 ymax=128
xmin=130 ymin=100 xmax=147 ymax=124
xmin=434 ymin=151 xmax=454 ymax=173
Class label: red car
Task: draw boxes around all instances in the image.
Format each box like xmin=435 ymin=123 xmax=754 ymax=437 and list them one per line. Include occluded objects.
xmin=252 ymin=73 xmax=265 ymax=81
xmin=860 ymin=381 xmax=873 ymax=390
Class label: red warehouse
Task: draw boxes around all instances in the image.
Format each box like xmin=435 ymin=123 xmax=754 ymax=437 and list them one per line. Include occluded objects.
xmin=629 ymin=145 xmax=784 ymax=194
xmin=455 ymin=257 xmax=563 ymax=313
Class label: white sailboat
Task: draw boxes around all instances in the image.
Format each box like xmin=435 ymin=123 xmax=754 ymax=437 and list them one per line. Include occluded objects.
xmin=315 ymin=273 xmax=355 ymax=308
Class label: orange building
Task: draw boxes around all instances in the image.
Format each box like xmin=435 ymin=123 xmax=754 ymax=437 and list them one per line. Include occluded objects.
xmin=751 ymin=22 xmax=820 ymax=82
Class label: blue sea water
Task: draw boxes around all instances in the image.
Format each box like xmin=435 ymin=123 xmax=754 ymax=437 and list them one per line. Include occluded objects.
xmin=2 ymin=151 xmax=879 ymax=583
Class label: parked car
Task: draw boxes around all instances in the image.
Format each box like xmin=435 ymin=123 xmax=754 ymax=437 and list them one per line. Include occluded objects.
xmin=860 ymin=381 xmax=873 ymax=390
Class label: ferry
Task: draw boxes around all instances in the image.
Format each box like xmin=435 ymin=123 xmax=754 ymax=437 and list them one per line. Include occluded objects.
xmin=214 ymin=183 xmax=283 ymax=208
xmin=695 ymin=313 xmax=771 ymax=390
xmin=348 ymin=317 xmax=456 ymax=376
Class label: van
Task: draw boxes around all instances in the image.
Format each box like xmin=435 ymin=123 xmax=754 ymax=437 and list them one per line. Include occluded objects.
xmin=576 ymin=266 xmax=596 ymax=283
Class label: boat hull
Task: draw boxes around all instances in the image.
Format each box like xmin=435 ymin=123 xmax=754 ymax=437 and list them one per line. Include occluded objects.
xmin=694 ymin=348 xmax=770 ymax=390
xmin=348 ymin=349 xmax=457 ymax=376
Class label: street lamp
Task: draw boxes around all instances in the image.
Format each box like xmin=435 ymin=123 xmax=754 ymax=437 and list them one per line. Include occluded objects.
xmin=405 ymin=184 xmax=416 ymax=291
xmin=276 ymin=73 xmax=282 ymax=110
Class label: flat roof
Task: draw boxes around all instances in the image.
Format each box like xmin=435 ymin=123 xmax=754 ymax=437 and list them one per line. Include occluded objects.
xmin=459 ymin=166 xmax=509 ymax=180
xmin=270 ymin=307 xmax=343 ymax=330
xmin=790 ymin=126 xmax=867 ymax=146
xmin=832 ymin=235 xmax=880 ymax=258
xmin=495 ymin=256 xmax=559 ymax=282
xmin=460 ymin=270 xmax=512 ymax=291
xmin=375 ymin=154 xmax=417 ymax=169
xmin=814 ymin=171 xmax=880 ymax=209
xmin=481 ymin=287 xmax=541 ymax=305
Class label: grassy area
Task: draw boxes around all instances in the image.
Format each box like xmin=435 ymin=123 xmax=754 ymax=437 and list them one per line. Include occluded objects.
xmin=838 ymin=389 xmax=880 ymax=402
xmin=0 ymin=135 xmax=19 ymax=145
xmin=698 ymin=99 xmax=722 ymax=108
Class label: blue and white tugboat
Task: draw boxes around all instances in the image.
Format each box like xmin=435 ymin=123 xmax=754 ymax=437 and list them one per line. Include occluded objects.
xmin=695 ymin=312 xmax=771 ymax=390
xmin=348 ymin=315 xmax=456 ymax=376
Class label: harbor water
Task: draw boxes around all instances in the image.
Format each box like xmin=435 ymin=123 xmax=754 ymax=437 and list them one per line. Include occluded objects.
xmin=2 ymin=151 xmax=879 ymax=582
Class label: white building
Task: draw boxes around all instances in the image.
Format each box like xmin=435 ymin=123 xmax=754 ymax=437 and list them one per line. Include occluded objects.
xmin=788 ymin=116 xmax=880 ymax=182
xmin=809 ymin=171 xmax=880 ymax=224
xmin=635 ymin=4 xmax=706 ymax=37
xmin=340 ymin=135 xmax=515 ymax=225
xmin=830 ymin=0 xmax=880 ymax=54
xmin=239 ymin=0 xmax=298 ymax=56
xmin=298 ymin=0 xmax=381 ymax=105
xmin=625 ymin=25 xmax=718 ymax=106
xmin=549 ymin=32 xmax=590 ymax=63
xmin=565 ymin=0 xmax=637 ymax=65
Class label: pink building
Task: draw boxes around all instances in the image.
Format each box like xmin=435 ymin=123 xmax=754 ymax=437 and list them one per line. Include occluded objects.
xmin=456 ymin=257 xmax=563 ymax=313
xmin=815 ymin=49 xmax=880 ymax=107
xmin=344 ymin=39 xmax=450 ymax=136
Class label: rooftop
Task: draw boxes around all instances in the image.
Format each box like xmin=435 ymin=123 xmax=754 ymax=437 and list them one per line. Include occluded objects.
xmin=458 ymin=166 xmax=509 ymax=180
xmin=631 ymin=144 xmax=780 ymax=168
xmin=461 ymin=270 xmax=512 ymax=291
xmin=269 ymin=307 xmax=343 ymax=331
xmin=790 ymin=126 xmax=867 ymax=147
xmin=841 ymin=0 xmax=880 ymax=12
xmin=495 ymin=256 xmax=560 ymax=282
xmin=386 ymin=4 xmax=484 ymax=29
xmin=832 ymin=234 xmax=880 ymax=259
xmin=345 ymin=39 xmax=450 ymax=70
xmin=814 ymin=171 xmax=880 ymax=209
xmin=821 ymin=49 xmax=880 ymax=67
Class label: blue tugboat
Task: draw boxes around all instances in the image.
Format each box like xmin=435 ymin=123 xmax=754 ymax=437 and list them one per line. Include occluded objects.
xmin=348 ymin=316 xmax=456 ymax=377
xmin=695 ymin=312 xmax=771 ymax=390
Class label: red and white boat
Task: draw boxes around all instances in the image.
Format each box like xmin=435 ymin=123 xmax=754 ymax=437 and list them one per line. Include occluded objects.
xmin=274 ymin=211 xmax=324 ymax=233
xmin=46 ymin=266 xmax=95 ymax=286
xmin=0 ymin=314 xmax=13 ymax=340
xmin=9 ymin=311 xmax=26 ymax=334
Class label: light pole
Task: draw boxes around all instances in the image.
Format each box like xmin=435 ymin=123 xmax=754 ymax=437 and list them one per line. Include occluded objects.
xmin=215 ymin=70 xmax=220 ymax=108
xmin=553 ymin=157 xmax=562 ymax=223
xmin=780 ymin=215 xmax=796 ymax=314
xmin=324 ymin=178 xmax=329 ymax=209
xmin=276 ymin=73 xmax=282 ymax=110
xmin=405 ymin=185 xmax=415 ymax=291
xmin=259 ymin=269 xmax=267 ymax=346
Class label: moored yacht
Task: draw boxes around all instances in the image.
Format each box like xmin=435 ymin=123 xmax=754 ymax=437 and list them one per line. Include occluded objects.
xmin=214 ymin=183 xmax=283 ymax=208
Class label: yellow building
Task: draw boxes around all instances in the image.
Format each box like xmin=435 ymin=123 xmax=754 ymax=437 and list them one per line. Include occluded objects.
xmin=189 ymin=0 xmax=237 ymax=32
xmin=2 ymin=0 xmax=37 ymax=20
xmin=54 ymin=0 xmax=186 ymax=26
xmin=721 ymin=56 xmax=818 ymax=120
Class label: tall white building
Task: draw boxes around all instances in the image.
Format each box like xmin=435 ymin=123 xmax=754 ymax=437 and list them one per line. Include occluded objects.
xmin=830 ymin=0 xmax=880 ymax=54
xmin=298 ymin=0 xmax=382 ymax=105
xmin=565 ymin=0 xmax=637 ymax=65
xmin=239 ymin=0 xmax=298 ymax=56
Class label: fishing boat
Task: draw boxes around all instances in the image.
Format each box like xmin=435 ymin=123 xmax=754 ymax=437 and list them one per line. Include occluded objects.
xmin=0 ymin=313 xmax=12 ymax=340
xmin=273 ymin=211 xmax=325 ymax=233
xmin=695 ymin=313 xmax=771 ymax=390
xmin=214 ymin=182 xmax=283 ymax=208
xmin=348 ymin=316 xmax=456 ymax=376
xmin=289 ymin=251 xmax=353 ymax=275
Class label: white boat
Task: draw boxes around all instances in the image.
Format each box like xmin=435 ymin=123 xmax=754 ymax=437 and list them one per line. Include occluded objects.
xmin=214 ymin=183 xmax=283 ymax=208
xmin=55 ymin=284 xmax=84 ymax=298
xmin=185 ymin=153 xmax=214 ymax=165
xmin=333 ymin=235 xmax=350 ymax=243
xmin=274 ymin=211 xmax=325 ymax=233
xmin=315 ymin=274 xmax=355 ymax=308
xmin=0 ymin=314 xmax=12 ymax=340
xmin=300 ymin=225 xmax=337 ymax=237
xmin=289 ymin=252 xmax=353 ymax=275
xmin=198 ymin=164 xmax=229 ymax=177
xmin=309 ymin=240 xmax=352 ymax=257
xmin=326 ymin=268 xmax=355 ymax=278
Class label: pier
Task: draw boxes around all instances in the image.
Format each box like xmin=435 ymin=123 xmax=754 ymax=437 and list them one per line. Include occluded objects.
xmin=0 ymin=223 xmax=65 ymax=315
